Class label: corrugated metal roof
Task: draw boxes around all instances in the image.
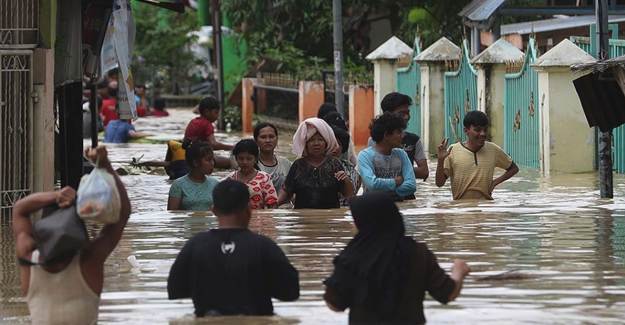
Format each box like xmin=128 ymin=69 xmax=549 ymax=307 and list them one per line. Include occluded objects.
xmin=501 ymin=15 xmax=625 ymax=35
xmin=458 ymin=0 xmax=507 ymax=22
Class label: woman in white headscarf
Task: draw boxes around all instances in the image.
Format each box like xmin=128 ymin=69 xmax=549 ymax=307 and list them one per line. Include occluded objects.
xmin=277 ymin=118 xmax=353 ymax=208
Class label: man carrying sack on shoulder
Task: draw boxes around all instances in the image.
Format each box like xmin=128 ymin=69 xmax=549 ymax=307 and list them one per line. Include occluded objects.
xmin=12 ymin=146 xmax=131 ymax=325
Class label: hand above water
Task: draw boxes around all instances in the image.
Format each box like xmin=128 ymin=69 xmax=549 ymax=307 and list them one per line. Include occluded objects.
xmin=452 ymin=259 xmax=471 ymax=278
xmin=437 ymin=138 xmax=450 ymax=161
xmin=85 ymin=145 xmax=111 ymax=168
xmin=56 ymin=186 xmax=76 ymax=208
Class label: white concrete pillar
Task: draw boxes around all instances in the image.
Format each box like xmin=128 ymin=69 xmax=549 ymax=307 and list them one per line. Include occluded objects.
xmin=471 ymin=39 xmax=524 ymax=147
xmin=415 ymin=37 xmax=461 ymax=156
xmin=366 ymin=36 xmax=413 ymax=116
xmin=533 ymin=39 xmax=595 ymax=175
xmin=371 ymin=60 xmax=397 ymax=116
xmin=419 ymin=63 xmax=446 ymax=156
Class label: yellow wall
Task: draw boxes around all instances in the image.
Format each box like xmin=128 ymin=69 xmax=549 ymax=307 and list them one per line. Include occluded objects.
xmin=538 ymin=68 xmax=595 ymax=174
xmin=488 ymin=65 xmax=507 ymax=148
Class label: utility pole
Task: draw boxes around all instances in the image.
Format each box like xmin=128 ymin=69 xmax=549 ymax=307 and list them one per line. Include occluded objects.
xmin=211 ymin=0 xmax=225 ymax=129
xmin=596 ymin=0 xmax=613 ymax=198
xmin=332 ymin=0 xmax=345 ymax=117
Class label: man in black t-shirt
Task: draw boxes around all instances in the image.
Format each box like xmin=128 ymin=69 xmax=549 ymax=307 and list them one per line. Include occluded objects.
xmin=167 ymin=180 xmax=299 ymax=316
xmin=381 ymin=92 xmax=429 ymax=180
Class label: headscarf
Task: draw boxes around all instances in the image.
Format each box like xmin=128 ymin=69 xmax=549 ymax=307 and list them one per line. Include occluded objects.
xmin=324 ymin=192 xmax=413 ymax=317
xmin=292 ymin=118 xmax=339 ymax=157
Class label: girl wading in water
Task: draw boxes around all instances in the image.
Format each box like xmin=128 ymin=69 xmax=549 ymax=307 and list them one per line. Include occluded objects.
xmin=253 ymin=122 xmax=292 ymax=192
xmin=227 ymin=139 xmax=278 ymax=209
xmin=277 ymin=118 xmax=354 ymax=209
xmin=167 ymin=141 xmax=219 ymax=211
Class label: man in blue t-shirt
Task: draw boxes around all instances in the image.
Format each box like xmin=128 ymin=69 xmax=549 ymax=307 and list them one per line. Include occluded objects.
xmin=103 ymin=119 xmax=144 ymax=143
xmin=358 ymin=113 xmax=416 ymax=201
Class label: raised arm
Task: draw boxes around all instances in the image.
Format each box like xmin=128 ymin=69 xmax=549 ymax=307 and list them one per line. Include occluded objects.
xmin=12 ymin=187 xmax=76 ymax=295
xmin=435 ymin=138 xmax=450 ymax=187
xmin=82 ymin=146 xmax=131 ymax=294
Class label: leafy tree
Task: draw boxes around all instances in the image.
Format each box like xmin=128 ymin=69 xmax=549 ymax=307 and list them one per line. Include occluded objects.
xmin=131 ymin=4 xmax=199 ymax=93
xmin=222 ymin=0 xmax=472 ymax=80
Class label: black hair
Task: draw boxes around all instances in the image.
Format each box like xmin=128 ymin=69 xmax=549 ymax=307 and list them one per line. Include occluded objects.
xmin=317 ymin=103 xmax=337 ymax=119
xmin=381 ymin=92 xmax=412 ymax=113
xmin=198 ymin=96 xmax=220 ymax=114
xmin=107 ymin=68 xmax=119 ymax=78
xmin=253 ymin=122 xmax=278 ymax=140
xmin=184 ymin=141 xmax=214 ymax=168
xmin=153 ymin=98 xmax=166 ymax=110
xmin=96 ymin=80 xmax=109 ymax=89
xmin=463 ymin=110 xmax=489 ymax=128
xmin=370 ymin=112 xmax=406 ymax=143
xmin=323 ymin=111 xmax=348 ymax=131
xmin=332 ymin=126 xmax=350 ymax=154
xmin=212 ymin=179 xmax=250 ymax=214
xmin=233 ymin=139 xmax=260 ymax=170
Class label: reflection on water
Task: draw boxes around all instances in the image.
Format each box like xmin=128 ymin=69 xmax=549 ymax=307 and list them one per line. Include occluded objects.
xmin=2 ymin=109 xmax=625 ymax=324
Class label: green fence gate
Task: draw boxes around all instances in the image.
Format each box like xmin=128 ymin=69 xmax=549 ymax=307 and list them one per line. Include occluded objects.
xmin=444 ymin=40 xmax=477 ymax=143
xmin=396 ymin=37 xmax=421 ymax=135
xmin=571 ymin=31 xmax=625 ymax=173
xmin=504 ymin=38 xmax=540 ymax=169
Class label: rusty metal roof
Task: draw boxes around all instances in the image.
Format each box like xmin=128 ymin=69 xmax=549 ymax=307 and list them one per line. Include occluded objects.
xmin=459 ymin=0 xmax=507 ymax=22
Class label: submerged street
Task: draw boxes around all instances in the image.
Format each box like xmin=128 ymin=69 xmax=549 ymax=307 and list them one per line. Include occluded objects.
xmin=2 ymin=109 xmax=625 ymax=324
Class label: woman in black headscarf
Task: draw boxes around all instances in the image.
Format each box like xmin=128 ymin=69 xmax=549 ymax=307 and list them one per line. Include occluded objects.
xmin=323 ymin=192 xmax=470 ymax=324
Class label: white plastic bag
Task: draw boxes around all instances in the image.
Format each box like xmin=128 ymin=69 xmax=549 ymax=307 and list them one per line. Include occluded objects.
xmin=77 ymin=168 xmax=121 ymax=224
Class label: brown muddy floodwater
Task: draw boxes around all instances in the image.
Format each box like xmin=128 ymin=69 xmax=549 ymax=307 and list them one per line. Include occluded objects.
xmin=2 ymin=109 xmax=625 ymax=324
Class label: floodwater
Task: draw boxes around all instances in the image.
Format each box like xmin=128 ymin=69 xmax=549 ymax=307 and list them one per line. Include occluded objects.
xmin=2 ymin=109 xmax=625 ymax=324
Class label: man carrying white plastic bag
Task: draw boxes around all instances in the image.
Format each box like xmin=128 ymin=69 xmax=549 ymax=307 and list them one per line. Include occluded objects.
xmin=77 ymin=160 xmax=121 ymax=224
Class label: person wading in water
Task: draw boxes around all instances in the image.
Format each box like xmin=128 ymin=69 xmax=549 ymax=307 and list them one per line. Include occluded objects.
xmin=323 ymin=192 xmax=470 ymax=324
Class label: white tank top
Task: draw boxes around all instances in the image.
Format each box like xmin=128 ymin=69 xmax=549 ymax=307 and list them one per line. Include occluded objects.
xmin=26 ymin=250 xmax=100 ymax=325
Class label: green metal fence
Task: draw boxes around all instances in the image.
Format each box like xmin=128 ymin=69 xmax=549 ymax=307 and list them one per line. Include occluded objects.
xmin=396 ymin=37 xmax=421 ymax=135
xmin=571 ymin=33 xmax=625 ymax=173
xmin=444 ymin=40 xmax=477 ymax=143
xmin=504 ymin=38 xmax=540 ymax=169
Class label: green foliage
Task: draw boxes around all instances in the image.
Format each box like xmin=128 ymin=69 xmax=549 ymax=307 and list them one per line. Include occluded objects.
xmin=223 ymin=105 xmax=242 ymax=131
xmin=222 ymin=0 xmax=472 ymax=82
xmin=398 ymin=0 xmax=473 ymax=47
xmin=131 ymin=4 xmax=199 ymax=92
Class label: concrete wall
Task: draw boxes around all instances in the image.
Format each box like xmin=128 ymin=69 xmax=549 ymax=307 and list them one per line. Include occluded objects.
xmin=298 ymin=81 xmax=324 ymax=123
xmin=420 ymin=63 xmax=445 ymax=157
xmin=31 ymin=50 xmax=55 ymax=192
xmin=538 ymin=68 xmax=594 ymax=175
xmin=349 ymin=85 xmax=375 ymax=148
xmin=372 ymin=60 xmax=396 ymax=116
xmin=477 ymin=64 xmax=507 ymax=147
